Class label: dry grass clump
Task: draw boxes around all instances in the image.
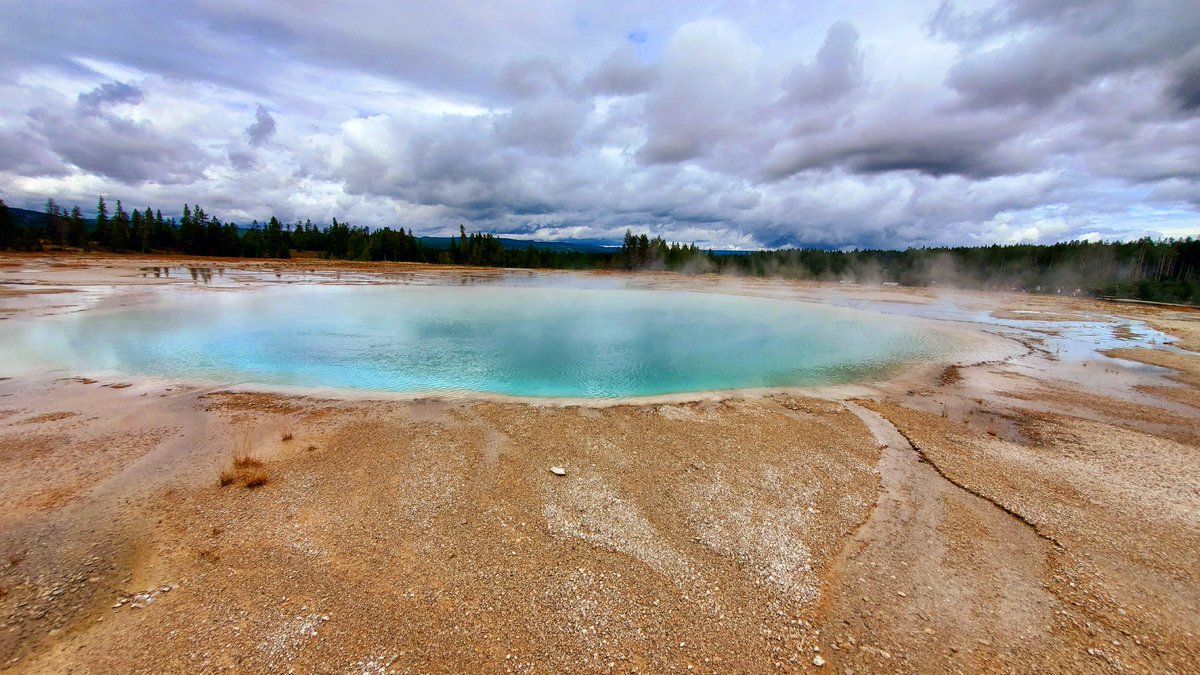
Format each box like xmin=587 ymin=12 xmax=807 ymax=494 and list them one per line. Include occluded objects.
xmin=219 ymin=438 xmax=270 ymax=489
xmin=939 ymin=364 xmax=964 ymax=386
xmin=243 ymin=468 xmax=269 ymax=488
xmin=233 ymin=454 xmax=264 ymax=469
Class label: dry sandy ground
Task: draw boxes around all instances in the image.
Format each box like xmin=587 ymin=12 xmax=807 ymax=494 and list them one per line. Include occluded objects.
xmin=0 ymin=254 xmax=1197 ymax=673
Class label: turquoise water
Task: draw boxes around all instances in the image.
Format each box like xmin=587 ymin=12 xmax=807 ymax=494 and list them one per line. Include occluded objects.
xmin=0 ymin=284 xmax=955 ymax=397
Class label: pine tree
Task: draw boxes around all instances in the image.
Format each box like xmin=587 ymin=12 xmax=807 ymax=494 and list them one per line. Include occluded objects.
xmin=266 ymin=216 xmax=283 ymax=258
xmin=0 ymin=199 xmax=14 ymax=249
xmin=68 ymin=205 xmax=86 ymax=247
xmin=153 ymin=209 xmax=170 ymax=249
xmin=141 ymin=207 xmax=153 ymax=252
xmin=621 ymin=229 xmax=637 ymax=269
xmin=179 ymin=204 xmax=195 ymax=253
xmin=45 ymin=198 xmax=64 ymax=246
xmin=111 ymin=200 xmax=129 ymax=252
xmin=95 ymin=196 xmax=110 ymax=246
xmin=131 ymin=210 xmax=143 ymax=251
xmin=222 ymin=221 xmax=240 ymax=256
xmin=202 ymin=211 xmax=221 ymax=256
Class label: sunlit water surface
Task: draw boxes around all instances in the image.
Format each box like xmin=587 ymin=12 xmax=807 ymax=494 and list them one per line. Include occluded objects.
xmin=0 ymin=284 xmax=963 ymax=397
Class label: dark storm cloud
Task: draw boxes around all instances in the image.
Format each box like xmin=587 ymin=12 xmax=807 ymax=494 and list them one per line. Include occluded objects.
xmin=19 ymin=82 xmax=209 ymax=185
xmin=30 ymin=107 xmax=206 ymax=184
xmin=764 ymin=110 xmax=1029 ymax=180
xmin=821 ymin=136 xmax=1009 ymax=178
xmin=339 ymin=115 xmax=517 ymax=210
xmin=1169 ymin=49 xmax=1200 ymax=112
xmin=77 ymin=81 xmax=143 ymax=112
xmin=931 ymin=0 xmax=1200 ymax=110
xmin=0 ymin=129 xmax=69 ymax=177
xmin=245 ymin=105 xmax=277 ymax=147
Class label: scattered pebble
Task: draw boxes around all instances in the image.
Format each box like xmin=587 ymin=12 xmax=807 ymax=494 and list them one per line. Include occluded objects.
xmin=111 ymin=584 xmax=178 ymax=611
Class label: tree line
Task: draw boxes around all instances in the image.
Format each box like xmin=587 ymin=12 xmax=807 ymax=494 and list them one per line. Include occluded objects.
xmin=714 ymin=239 xmax=1200 ymax=303
xmin=1 ymin=195 xmax=1197 ymax=303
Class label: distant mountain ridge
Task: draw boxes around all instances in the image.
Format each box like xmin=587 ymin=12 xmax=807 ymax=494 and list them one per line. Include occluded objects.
xmin=7 ymin=206 xmax=92 ymax=230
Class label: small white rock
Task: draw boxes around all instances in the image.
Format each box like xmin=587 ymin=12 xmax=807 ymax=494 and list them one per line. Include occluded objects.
xmin=812 ymin=655 xmax=826 ymax=667
xmin=549 ymin=466 xmax=567 ymax=476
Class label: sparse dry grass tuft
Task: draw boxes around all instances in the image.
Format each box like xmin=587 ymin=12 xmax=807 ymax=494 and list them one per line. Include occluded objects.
xmin=244 ymin=469 xmax=269 ymax=488
xmin=219 ymin=436 xmax=271 ymax=489
xmin=939 ymin=364 xmax=963 ymax=386
xmin=232 ymin=454 xmax=264 ymax=469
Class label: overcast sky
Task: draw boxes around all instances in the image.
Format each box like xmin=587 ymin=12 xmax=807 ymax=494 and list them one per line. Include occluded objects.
xmin=1 ymin=0 xmax=1198 ymax=249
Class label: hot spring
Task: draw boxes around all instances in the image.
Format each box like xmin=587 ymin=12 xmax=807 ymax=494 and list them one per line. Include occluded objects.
xmin=0 ymin=281 xmax=963 ymax=398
